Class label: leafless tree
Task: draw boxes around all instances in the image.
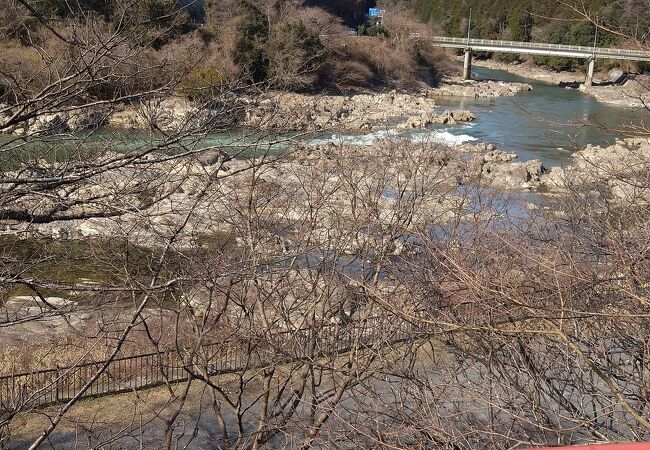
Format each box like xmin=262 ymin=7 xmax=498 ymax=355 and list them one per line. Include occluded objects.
xmin=4 ymin=1 xmax=650 ymax=448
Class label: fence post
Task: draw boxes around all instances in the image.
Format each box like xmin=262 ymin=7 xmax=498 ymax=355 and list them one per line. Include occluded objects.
xmin=55 ymin=366 xmax=60 ymax=403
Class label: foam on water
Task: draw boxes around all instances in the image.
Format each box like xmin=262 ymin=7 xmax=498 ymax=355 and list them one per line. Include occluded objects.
xmin=308 ymin=129 xmax=398 ymax=146
xmin=308 ymin=128 xmax=478 ymax=147
xmin=413 ymin=130 xmax=478 ymax=146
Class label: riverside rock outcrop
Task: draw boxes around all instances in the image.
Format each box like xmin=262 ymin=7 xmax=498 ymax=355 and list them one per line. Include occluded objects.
xmin=453 ymin=143 xmax=546 ymax=190
xmin=244 ymin=91 xmax=440 ymax=132
xmin=579 ymin=79 xmax=650 ymax=108
xmin=108 ymin=97 xmax=218 ymax=131
xmin=482 ymin=159 xmax=546 ymax=190
xmin=0 ymin=106 xmax=109 ymax=135
xmin=2 ymin=77 xmax=533 ymax=135
xmin=245 ymin=82 xmax=525 ymax=132
xmin=0 ymin=98 xmax=222 ymax=135
xmin=397 ymin=109 xmax=475 ymax=129
xmin=539 ymin=138 xmax=650 ymax=203
xmin=428 ymin=78 xmax=532 ymax=98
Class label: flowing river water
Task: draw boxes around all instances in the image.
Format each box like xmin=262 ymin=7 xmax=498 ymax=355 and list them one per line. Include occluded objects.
xmin=1 ymin=67 xmax=644 ymax=168
xmin=310 ymin=66 xmax=645 ymax=166
xmin=438 ymin=67 xmax=645 ymax=165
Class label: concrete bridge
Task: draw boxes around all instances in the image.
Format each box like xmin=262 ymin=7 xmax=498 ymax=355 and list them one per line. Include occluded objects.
xmin=430 ymin=36 xmax=650 ymax=86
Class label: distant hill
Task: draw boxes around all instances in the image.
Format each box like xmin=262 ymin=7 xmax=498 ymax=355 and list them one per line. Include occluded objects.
xmin=178 ymin=0 xmax=378 ymax=27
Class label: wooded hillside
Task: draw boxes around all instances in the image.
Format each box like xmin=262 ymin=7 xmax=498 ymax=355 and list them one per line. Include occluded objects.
xmin=409 ymin=0 xmax=650 ymax=70
xmin=0 ymin=0 xmax=451 ymax=96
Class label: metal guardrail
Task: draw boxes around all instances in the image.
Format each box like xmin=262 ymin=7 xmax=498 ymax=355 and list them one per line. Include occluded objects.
xmin=429 ymin=36 xmax=650 ymax=61
xmin=0 ymin=316 xmax=416 ymax=410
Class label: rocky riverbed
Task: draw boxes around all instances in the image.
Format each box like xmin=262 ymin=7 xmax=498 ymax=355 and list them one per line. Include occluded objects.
xmin=579 ymin=80 xmax=650 ymax=108
xmin=5 ymin=76 xmax=648 ymax=252
xmin=6 ymin=134 xmax=648 ymax=250
xmin=1 ymin=138 xmax=546 ymax=248
xmin=1 ymin=77 xmax=532 ymax=136
xmin=3 ymin=135 xmax=649 ymax=353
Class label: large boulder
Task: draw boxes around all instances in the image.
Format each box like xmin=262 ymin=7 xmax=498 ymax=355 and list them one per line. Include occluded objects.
xmin=483 ymin=150 xmax=517 ymax=163
xmin=0 ymin=103 xmax=11 ymax=121
xmin=108 ymin=98 xmax=213 ymax=131
xmin=0 ymin=103 xmax=13 ymax=133
xmin=29 ymin=113 xmax=71 ymax=134
xmin=539 ymin=138 xmax=650 ymax=203
xmin=608 ymin=68 xmax=625 ymax=84
xmin=197 ymin=149 xmax=232 ymax=166
xmin=398 ymin=112 xmax=437 ymax=129
xmin=438 ymin=109 xmax=476 ymax=124
xmin=450 ymin=109 xmax=476 ymax=122
xmin=107 ymin=106 xmax=147 ymax=129
xmin=482 ymin=158 xmax=546 ymax=190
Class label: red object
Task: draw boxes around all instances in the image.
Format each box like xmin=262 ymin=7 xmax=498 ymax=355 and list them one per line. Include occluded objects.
xmin=530 ymin=444 xmax=650 ymax=450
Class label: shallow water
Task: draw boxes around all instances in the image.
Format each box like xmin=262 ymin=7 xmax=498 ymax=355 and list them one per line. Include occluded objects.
xmin=432 ymin=67 xmax=646 ymax=165
xmin=310 ymin=67 xmax=647 ymax=166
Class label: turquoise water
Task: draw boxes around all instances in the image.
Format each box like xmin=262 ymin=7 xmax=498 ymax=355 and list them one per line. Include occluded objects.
xmin=0 ymin=127 xmax=298 ymax=168
xmin=300 ymin=67 xmax=647 ymax=166
xmin=432 ymin=67 xmax=646 ymax=165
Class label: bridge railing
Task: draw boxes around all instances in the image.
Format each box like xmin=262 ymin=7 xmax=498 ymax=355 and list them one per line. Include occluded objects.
xmin=430 ymin=36 xmax=650 ymax=59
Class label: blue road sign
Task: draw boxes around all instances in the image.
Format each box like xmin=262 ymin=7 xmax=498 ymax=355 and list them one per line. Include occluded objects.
xmin=369 ymin=7 xmax=380 ymax=17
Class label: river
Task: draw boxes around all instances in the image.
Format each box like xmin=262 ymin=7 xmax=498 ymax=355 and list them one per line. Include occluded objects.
xmin=312 ymin=67 xmax=645 ymax=166
xmin=1 ymin=67 xmax=644 ymax=167
xmin=439 ymin=67 xmax=644 ymax=165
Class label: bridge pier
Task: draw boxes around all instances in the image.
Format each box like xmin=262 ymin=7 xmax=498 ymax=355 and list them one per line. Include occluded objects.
xmin=585 ymin=58 xmax=596 ymax=87
xmin=463 ymin=48 xmax=473 ymax=80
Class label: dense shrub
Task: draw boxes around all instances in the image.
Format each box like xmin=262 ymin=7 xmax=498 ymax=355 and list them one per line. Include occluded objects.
xmin=265 ymin=22 xmax=324 ymax=89
xmin=178 ymin=67 xmax=226 ymax=100
xmin=38 ymin=0 xmax=112 ymax=18
xmin=359 ymin=25 xmax=390 ymax=38
xmin=328 ymin=36 xmax=420 ymax=89
xmin=0 ymin=0 xmax=451 ymax=99
xmin=0 ymin=40 xmax=51 ymax=101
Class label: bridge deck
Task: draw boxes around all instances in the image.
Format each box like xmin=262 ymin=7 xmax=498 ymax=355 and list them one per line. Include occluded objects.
xmin=430 ymin=37 xmax=650 ymax=62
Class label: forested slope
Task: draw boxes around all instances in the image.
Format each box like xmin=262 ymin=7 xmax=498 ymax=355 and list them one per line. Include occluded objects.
xmin=0 ymin=0 xmax=449 ymax=97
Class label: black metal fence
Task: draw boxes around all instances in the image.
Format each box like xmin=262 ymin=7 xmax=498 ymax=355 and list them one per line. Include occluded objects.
xmin=0 ymin=316 xmax=417 ymax=411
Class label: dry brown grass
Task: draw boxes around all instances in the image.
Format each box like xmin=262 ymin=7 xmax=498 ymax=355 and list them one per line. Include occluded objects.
xmin=0 ymin=315 xmax=180 ymax=376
